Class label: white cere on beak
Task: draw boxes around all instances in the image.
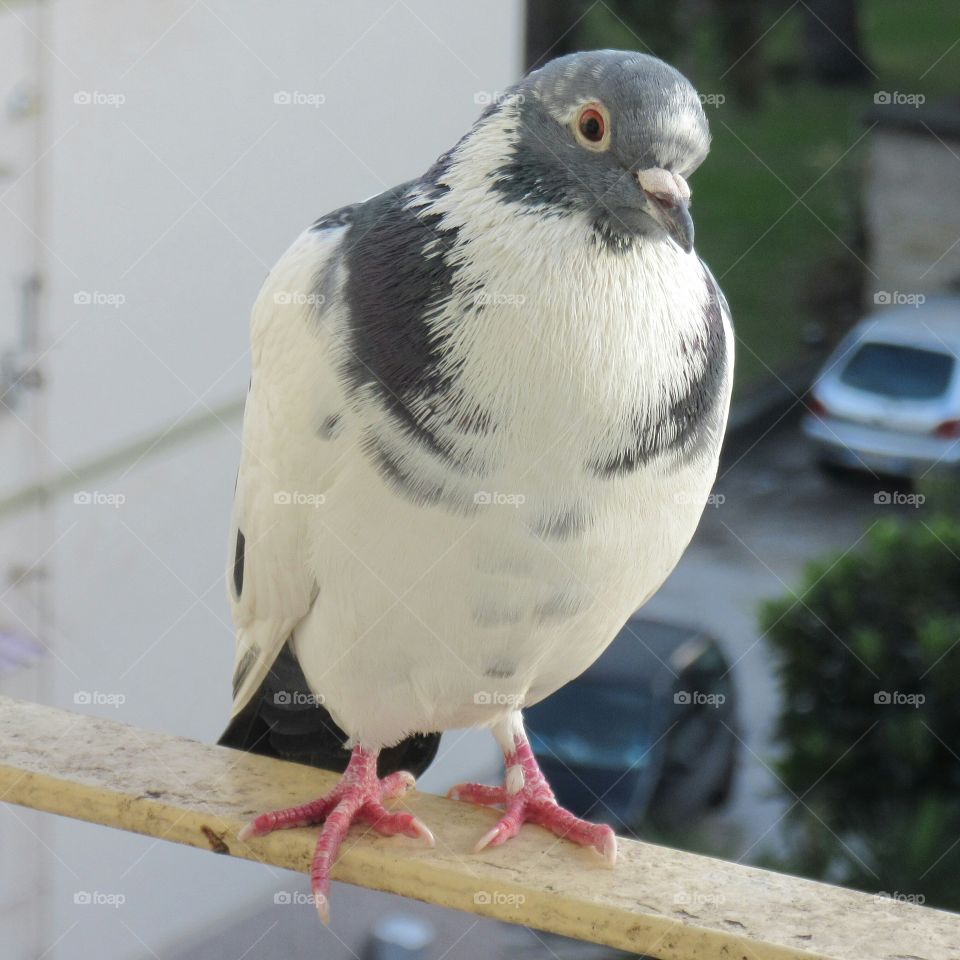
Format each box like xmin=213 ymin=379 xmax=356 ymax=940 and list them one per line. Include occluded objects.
xmin=635 ymin=168 xmax=690 ymax=204
xmin=634 ymin=167 xmax=695 ymax=253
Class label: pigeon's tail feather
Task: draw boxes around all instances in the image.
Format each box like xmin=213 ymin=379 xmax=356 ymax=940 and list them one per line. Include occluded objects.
xmin=229 ymin=619 xmax=298 ymax=719
xmin=218 ymin=641 xmax=441 ymax=779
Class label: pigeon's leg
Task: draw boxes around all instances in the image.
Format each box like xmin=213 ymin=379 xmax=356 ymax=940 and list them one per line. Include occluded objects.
xmin=448 ymin=713 xmax=617 ymax=865
xmin=237 ymin=746 xmax=434 ymax=921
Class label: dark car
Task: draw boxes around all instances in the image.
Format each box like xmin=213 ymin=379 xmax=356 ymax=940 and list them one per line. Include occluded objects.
xmin=524 ymin=616 xmax=737 ymax=834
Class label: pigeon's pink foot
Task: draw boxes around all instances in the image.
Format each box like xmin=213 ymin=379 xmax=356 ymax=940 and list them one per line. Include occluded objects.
xmin=237 ymin=746 xmax=434 ymax=922
xmin=448 ymin=737 xmax=617 ymax=865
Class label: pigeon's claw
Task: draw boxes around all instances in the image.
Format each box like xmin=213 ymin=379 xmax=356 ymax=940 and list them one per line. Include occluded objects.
xmin=236 ymin=747 xmax=432 ymax=922
xmin=356 ymin=801 xmax=435 ymax=845
xmin=473 ymin=817 xmax=520 ymax=853
xmin=450 ymin=737 xmax=618 ymax=865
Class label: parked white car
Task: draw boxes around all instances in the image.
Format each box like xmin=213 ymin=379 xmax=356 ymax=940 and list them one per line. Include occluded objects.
xmin=803 ymin=297 xmax=960 ymax=477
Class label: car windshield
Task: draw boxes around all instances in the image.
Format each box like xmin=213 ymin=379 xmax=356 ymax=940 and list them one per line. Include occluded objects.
xmin=525 ymin=683 xmax=654 ymax=770
xmin=840 ymin=341 xmax=955 ymax=399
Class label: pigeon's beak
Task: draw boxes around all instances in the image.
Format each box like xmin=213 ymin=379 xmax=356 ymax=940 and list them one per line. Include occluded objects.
xmin=635 ymin=168 xmax=694 ymax=254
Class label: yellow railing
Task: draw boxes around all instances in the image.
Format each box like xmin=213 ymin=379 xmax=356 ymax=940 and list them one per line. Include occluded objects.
xmin=1 ymin=696 xmax=957 ymax=959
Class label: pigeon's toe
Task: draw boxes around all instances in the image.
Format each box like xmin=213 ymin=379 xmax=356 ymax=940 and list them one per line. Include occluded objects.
xmin=380 ymin=769 xmax=417 ymax=799
xmin=239 ymin=748 xmax=432 ymax=920
xmin=457 ymin=736 xmax=619 ymax=862
xmin=447 ymin=782 xmax=508 ymax=805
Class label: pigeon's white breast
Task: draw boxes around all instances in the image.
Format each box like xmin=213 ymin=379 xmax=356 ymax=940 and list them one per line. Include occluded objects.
xmin=293 ymin=221 xmax=733 ymax=749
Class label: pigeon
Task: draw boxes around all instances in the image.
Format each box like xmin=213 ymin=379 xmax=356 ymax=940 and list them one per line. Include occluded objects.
xmin=223 ymin=49 xmax=733 ymax=921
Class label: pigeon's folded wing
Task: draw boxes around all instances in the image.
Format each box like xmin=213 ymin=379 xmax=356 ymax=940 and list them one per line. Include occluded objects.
xmin=226 ymin=224 xmax=350 ymax=718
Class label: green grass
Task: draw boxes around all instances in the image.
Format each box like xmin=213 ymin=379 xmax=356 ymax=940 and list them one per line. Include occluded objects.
xmin=579 ymin=0 xmax=960 ymax=395
xmin=692 ymin=84 xmax=865 ymax=388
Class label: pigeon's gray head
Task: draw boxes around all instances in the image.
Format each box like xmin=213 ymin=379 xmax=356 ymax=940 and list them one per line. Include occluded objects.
xmin=483 ymin=50 xmax=711 ymax=252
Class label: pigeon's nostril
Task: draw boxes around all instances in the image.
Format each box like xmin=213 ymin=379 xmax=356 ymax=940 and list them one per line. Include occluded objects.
xmin=644 ymin=189 xmax=678 ymax=209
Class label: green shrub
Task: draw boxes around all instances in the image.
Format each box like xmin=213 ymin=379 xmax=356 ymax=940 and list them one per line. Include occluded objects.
xmin=916 ymin=470 xmax=960 ymax=519
xmin=762 ymin=517 xmax=960 ymax=909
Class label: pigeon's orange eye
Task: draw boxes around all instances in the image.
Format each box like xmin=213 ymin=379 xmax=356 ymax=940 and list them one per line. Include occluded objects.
xmin=579 ymin=109 xmax=604 ymax=141
xmin=574 ymin=104 xmax=610 ymax=150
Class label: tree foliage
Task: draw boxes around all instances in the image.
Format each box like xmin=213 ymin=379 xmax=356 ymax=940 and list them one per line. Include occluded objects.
xmin=762 ymin=516 xmax=960 ymax=908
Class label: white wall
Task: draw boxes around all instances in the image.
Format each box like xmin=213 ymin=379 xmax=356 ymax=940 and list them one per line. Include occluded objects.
xmin=0 ymin=2 xmax=522 ymax=957
xmin=866 ymin=127 xmax=960 ymax=300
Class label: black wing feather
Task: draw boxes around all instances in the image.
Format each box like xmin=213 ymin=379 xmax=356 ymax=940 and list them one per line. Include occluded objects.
xmin=218 ymin=641 xmax=441 ymax=779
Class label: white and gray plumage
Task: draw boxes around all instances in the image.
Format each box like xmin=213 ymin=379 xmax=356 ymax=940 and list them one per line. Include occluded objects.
xmin=222 ymin=49 xmax=733 ymax=918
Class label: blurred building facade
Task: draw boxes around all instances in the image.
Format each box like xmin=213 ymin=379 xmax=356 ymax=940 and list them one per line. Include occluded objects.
xmin=0 ymin=2 xmax=522 ymax=957
xmin=865 ymin=103 xmax=960 ymax=301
